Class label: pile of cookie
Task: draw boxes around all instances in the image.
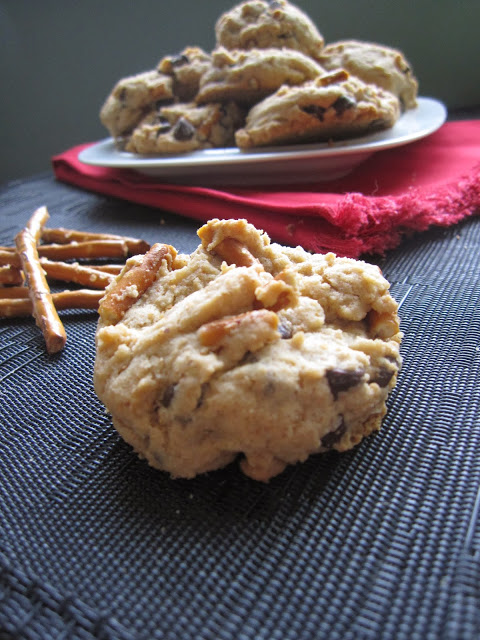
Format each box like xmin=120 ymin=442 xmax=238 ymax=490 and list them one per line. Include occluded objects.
xmin=100 ymin=0 xmax=418 ymax=153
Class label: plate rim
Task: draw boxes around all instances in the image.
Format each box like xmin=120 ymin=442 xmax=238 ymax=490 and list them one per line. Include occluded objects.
xmin=79 ymin=96 xmax=447 ymax=171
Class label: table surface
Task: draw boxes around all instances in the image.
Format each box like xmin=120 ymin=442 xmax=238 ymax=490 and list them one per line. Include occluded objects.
xmin=1 ymin=172 xmax=480 ymax=640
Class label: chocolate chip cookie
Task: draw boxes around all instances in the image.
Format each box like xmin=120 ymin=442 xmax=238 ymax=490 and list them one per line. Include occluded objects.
xmin=215 ymin=0 xmax=325 ymax=60
xmin=319 ymin=39 xmax=418 ymax=109
xmin=94 ymin=218 xmax=402 ymax=482
xmin=157 ymin=46 xmax=212 ymax=102
xmin=125 ymin=101 xmax=245 ymax=153
xmin=99 ymin=70 xmax=174 ymax=138
xmin=196 ymin=46 xmax=325 ymax=105
xmin=235 ymin=69 xmax=401 ymax=148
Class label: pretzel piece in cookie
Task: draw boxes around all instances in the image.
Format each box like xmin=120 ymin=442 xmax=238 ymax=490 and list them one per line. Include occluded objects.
xmin=15 ymin=206 xmax=67 ymax=354
xmin=99 ymin=243 xmax=177 ymax=324
xmin=213 ymin=237 xmax=259 ymax=267
xmin=198 ymin=309 xmax=279 ymax=347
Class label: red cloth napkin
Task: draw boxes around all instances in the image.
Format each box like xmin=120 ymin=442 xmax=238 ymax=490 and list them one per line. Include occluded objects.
xmin=52 ymin=120 xmax=480 ymax=258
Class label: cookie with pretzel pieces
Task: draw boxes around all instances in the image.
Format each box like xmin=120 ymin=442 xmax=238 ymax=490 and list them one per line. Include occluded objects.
xmin=215 ymin=0 xmax=325 ymax=61
xmin=94 ymin=219 xmax=402 ymax=482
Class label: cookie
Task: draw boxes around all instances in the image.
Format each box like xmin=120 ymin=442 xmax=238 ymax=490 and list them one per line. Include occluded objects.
xmin=157 ymin=46 xmax=212 ymax=102
xmin=125 ymin=101 xmax=245 ymax=154
xmin=94 ymin=218 xmax=402 ymax=482
xmin=319 ymin=39 xmax=418 ymax=109
xmin=215 ymin=0 xmax=325 ymax=61
xmin=196 ymin=46 xmax=325 ymax=105
xmin=99 ymin=70 xmax=174 ymax=138
xmin=235 ymin=69 xmax=401 ymax=148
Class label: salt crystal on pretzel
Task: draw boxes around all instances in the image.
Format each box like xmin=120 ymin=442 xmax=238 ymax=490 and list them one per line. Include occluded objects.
xmin=99 ymin=243 xmax=177 ymax=324
xmin=15 ymin=206 xmax=67 ymax=353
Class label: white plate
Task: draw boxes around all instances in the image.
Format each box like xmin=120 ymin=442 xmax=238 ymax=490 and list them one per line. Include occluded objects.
xmin=79 ymin=97 xmax=446 ymax=186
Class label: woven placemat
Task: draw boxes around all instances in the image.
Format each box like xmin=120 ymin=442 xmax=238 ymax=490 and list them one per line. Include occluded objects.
xmin=1 ymin=176 xmax=479 ymax=639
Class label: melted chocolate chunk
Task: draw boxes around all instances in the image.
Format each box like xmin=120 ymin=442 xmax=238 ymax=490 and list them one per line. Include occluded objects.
xmin=321 ymin=418 xmax=347 ymax=449
xmin=331 ymin=96 xmax=355 ymax=116
xmin=173 ymin=117 xmax=195 ymax=141
xmin=239 ymin=351 xmax=259 ymax=366
xmin=366 ymin=118 xmax=387 ymax=133
xmin=278 ymin=320 xmax=293 ymax=339
xmin=161 ymin=384 xmax=176 ymax=408
xmin=170 ymin=53 xmax=189 ymax=67
xmin=371 ymin=367 xmax=395 ymax=388
xmin=326 ymin=368 xmax=364 ymax=399
xmin=196 ymin=382 xmax=210 ymax=409
xmin=155 ymin=117 xmax=172 ymax=136
xmin=302 ymin=104 xmax=327 ymax=121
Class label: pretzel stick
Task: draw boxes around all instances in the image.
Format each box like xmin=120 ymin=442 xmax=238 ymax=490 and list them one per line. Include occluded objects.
xmin=0 ymin=240 xmax=145 ymax=264
xmin=0 ymin=286 xmax=29 ymax=299
xmin=40 ymin=258 xmax=114 ymax=289
xmin=0 ymin=265 xmax=23 ymax=285
xmin=15 ymin=206 xmax=67 ymax=353
xmin=37 ymin=240 xmax=132 ymax=261
xmin=42 ymin=227 xmax=150 ymax=254
xmin=99 ymin=243 xmax=177 ymax=324
xmin=0 ymin=289 xmax=104 ymax=318
xmin=88 ymin=264 xmax=124 ymax=275
xmin=0 ymin=249 xmax=20 ymax=267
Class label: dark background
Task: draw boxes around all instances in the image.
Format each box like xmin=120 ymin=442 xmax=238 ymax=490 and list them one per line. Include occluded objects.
xmin=1 ymin=0 xmax=479 ymax=185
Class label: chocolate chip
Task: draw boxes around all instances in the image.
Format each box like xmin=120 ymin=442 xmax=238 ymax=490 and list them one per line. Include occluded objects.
xmin=173 ymin=117 xmax=195 ymax=141
xmin=196 ymin=382 xmax=209 ymax=409
xmin=161 ymin=384 xmax=176 ymax=408
xmin=331 ymin=96 xmax=355 ymax=116
xmin=267 ymin=0 xmax=282 ymax=8
xmin=326 ymin=368 xmax=364 ymax=399
xmin=119 ymin=88 xmax=127 ymax=103
xmin=239 ymin=351 xmax=259 ymax=366
xmin=366 ymin=118 xmax=387 ymax=132
xmin=321 ymin=418 xmax=347 ymax=449
xmin=155 ymin=117 xmax=172 ymax=136
xmin=170 ymin=53 xmax=189 ymax=67
xmin=371 ymin=367 xmax=395 ymax=387
xmin=278 ymin=320 xmax=293 ymax=339
xmin=302 ymin=104 xmax=327 ymax=121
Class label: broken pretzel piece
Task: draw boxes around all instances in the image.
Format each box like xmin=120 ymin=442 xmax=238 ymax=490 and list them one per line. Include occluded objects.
xmin=213 ymin=237 xmax=259 ymax=267
xmin=99 ymin=243 xmax=177 ymax=324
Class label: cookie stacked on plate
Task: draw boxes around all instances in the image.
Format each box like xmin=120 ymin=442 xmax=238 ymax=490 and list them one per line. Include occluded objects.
xmin=100 ymin=0 xmax=418 ymax=153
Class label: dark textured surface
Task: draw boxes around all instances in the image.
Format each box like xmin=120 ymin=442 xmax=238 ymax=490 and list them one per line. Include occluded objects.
xmin=1 ymin=175 xmax=480 ymax=640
